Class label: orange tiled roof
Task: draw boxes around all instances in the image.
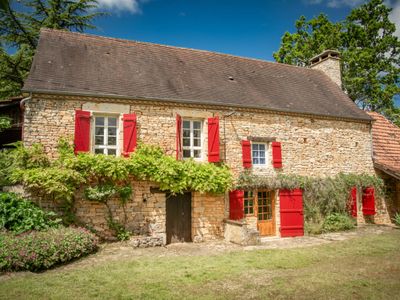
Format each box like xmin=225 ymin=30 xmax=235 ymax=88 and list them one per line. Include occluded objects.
xmin=368 ymin=112 xmax=400 ymax=176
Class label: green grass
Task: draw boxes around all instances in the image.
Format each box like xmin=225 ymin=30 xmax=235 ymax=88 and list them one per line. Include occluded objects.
xmin=1 ymin=230 xmax=400 ymax=299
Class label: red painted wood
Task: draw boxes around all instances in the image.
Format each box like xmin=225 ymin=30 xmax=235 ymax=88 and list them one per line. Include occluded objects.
xmin=350 ymin=187 xmax=357 ymax=217
xmin=241 ymin=140 xmax=252 ymax=168
xmin=279 ymin=189 xmax=304 ymax=237
xmin=74 ymin=110 xmax=91 ymax=154
xmin=229 ymin=190 xmax=244 ymax=220
xmin=271 ymin=141 xmax=282 ymax=168
xmin=122 ymin=113 xmax=137 ymax=157
xmin=176 ymin=114 xmax=182 ymax=160
xmin=362 ymin=187 xmax=376 ymax=215
xmin=208 ymin=116 xmax=220 ymax=162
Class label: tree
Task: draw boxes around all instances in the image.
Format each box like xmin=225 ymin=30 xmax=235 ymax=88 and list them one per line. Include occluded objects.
xmin=273 ymin=0 xmax=400 ymax=125
xmin=0 ymin=0 xmax=104 ymax=99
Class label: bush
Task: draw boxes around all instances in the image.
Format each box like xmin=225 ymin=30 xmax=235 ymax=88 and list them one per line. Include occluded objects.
xmin=0 ymin=227 xmax=99 ymax=272
xmin=0 ymin=192 xmax=62 ymax=234
xmin=393 ymin=213 xmax=400 ymax=227
xmin=322 ymin=213 xmax=356 ymax=233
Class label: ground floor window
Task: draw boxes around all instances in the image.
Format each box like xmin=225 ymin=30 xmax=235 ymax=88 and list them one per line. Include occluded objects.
xmin=244 ymin=191 xmax=254 ymax=215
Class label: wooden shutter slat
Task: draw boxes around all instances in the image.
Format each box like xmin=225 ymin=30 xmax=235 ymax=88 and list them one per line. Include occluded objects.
xmin=123 ymin=113 xmax=137 ymax=157
xmin=74 ymin=110 xmax=91 ymax=154
xmin=350 ymin=187 xmax=357 ymax=217
xmin=176 ymin=114 xmax=182 ymax=160
xmin=272 ymin=141 xmax=282 ymax=168
xmin=208 ymin=116 xmax=220 ymax=162
xmin=229 ymin=190 xmax=244 ymax=220
xmin=241 ymin=140 xmax=252 ymax=168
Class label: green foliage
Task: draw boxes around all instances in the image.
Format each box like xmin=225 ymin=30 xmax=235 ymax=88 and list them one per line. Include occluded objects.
xmin=273 ymin=0 xmax=400 ymax=125
xmin=0 ymin=192 xmax=61 ymax=234
xmin=0 ymin=227 xmax=98 ymax=271
xmin=237 ymin=171 xmax=383 ymax=234
xmin=393 ymin=213 xmax=400 ymax=227
xmin=0 ymin=115 xmax=11 ymax=131
xmin=322 ymin=213 xmax=356 ymax=233
xmin=0 ymin=0 xmax=104 ymax=99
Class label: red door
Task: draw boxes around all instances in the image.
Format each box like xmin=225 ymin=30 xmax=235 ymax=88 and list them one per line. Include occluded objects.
xmin=279 ymin=189 xmax=304 ymax=237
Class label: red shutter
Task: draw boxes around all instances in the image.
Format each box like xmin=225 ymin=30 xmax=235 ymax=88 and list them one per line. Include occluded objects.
xmin=208 ymin=116 xmax=220 ymax=162
xmin=362 ymin=187 xmax=376 ymax=215
xmin=122 ymin=113 xmax=137 ymax=157
xmin=241 ymin=140 xmax=252 ymax=168
xmin=229 ymin=190 xmax=244 ymax=220
xmin=279 ymin=189 xmax=304 ymax=237
xmin=272 ymin=141 xmax=282 ymax=168
xmin=74 ymin=110 xmax=90 ymax=154
xmin=350 ymin=187 xmax=357 ymax=217
xmin=176 ymin=114 xmax=182 ymax=160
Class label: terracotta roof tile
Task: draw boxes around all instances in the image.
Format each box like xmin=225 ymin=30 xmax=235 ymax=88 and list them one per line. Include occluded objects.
xmin=23 ymin=28 xmax=371 ymax=121
xmin=368 ymin=111 xmax=400 ymax=174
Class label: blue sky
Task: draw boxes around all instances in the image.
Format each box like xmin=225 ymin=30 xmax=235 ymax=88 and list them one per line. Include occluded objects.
xmin=88 ymin=0 xmax=399 ymax=61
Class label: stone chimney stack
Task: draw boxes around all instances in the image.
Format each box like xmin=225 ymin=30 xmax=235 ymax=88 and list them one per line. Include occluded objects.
xmin=309 ymin=50 xmax=342 ymax=88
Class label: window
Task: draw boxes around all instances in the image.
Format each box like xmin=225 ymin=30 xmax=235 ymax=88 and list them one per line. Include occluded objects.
xmin=182 ymin=120 xmax=202 ymax=159
xmin=244 ymin=191 xmax=254 ymax=215
xmin=252 ymin=143 xmax=267 ymax=165
xmin=257 ymin=191 xmax=273 ymax=221
xmin=93 ymin=115 xmax=119 ymax=156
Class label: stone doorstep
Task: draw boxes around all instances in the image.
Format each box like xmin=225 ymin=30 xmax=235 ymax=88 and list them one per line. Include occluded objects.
xmin=259 ymin=236 xmax=281 ymax=243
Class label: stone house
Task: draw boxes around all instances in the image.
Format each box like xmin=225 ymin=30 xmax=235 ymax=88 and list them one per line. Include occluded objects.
xmin=20 ymin=29 xmax=388 ymax=244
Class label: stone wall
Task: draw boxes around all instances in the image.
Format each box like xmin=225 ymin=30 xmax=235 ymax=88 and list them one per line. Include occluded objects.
xmin=22 ymin=93 xmax=382 ymax=240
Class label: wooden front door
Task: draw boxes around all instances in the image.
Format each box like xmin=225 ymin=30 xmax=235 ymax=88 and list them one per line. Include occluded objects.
xmin=166 ymin=192 xmax=192 ymax=244
xmin=256 ymin=190 xmax=275 ymax=236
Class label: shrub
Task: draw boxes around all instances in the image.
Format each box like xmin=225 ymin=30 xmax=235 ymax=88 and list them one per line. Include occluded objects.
xmin=0 ymin=192 xmax=62 ymax=234
xmin=0 ymin=227 xmax=99 ymax=272
xmin=322 ymin=213 xmax=356 ymax=233
xmin=393 ymin=213 xmax=400 ymax=227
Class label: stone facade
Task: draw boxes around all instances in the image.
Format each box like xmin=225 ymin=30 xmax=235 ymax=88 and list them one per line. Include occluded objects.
xmin=21 ymin=92 xmax=388 ymax=242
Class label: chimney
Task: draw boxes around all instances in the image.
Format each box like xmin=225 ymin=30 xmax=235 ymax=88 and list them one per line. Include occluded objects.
xmin=309 ymin=50 xmax=341 ymax=88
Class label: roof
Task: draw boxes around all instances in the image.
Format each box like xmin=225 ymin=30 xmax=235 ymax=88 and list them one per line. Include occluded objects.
xmin=368 ymin=112 xmax=400 ymax=178
xmin=23 ymin=29 xmax=371 ymax=121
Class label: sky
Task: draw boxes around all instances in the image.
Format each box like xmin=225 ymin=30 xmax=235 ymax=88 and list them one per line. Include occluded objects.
xmin=88 ymin=0 xmax=400 ymax=62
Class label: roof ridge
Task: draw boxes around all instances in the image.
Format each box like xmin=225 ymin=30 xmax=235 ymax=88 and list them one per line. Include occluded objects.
xmin=39 ymin=28 xmax=314 ymax=73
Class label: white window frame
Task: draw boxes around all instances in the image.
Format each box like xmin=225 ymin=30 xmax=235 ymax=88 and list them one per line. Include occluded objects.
xmin=252 ymin=143 xmax=267 ymax=166
xmin=182 ymin=119 xmax=203 ymax=160
xmin=92 ymin=114 xmax=120 ymax=156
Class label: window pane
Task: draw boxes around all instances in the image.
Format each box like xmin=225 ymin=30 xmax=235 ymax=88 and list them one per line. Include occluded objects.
xmin=260 ymin=158 xmax=266 ymax=164
xmin=95 ymin=148 xmax=104 ymax=154
xmin=253 ymin=158 xmax=259 ymax=164
xmin=95 ymin=136 xmax=104 ymax=145
xmin=193 ymin=130 xmax=201 ymax=138
xmin=183 ymin=150 xmax=191 ymax=158
xmin=183 ymin=121 xmax=190 ymax=128
xmin=193 ymin=121 xmax=201 ymax=129
xmin=253 ymin=151 xmax=258 ymax=157
xmin=193 ymin=138 xmax=201 ymax=147
xmin=95 ymin=117 xmax=104 ymax=126
xmin=252 ymin=144 xmax=258 ymax=151
xmin=108 ymin=149 xmax=116 ymax=156
xmin=108 ymin=137 xmax=116 ymax=146
xmin=108 ymin=127 xmax=117 ymax=136
xmin=183 ymin=138 xmax=190 ymax=146
xmin=259 ymin=144 xmax=265 ymax=151
xmin=183 ymin=129 xmax=190 ymax=137
xmin=95 ymin=127 xmax=104 ymax=136
xmin=193 ymin=150 xmax=201 ymax=158
xmin=108 ymin=118 xmax=117 ymax=127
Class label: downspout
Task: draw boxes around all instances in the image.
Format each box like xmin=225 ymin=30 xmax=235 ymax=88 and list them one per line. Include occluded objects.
xmin=19 ymin=93 xmax=32 ymax=142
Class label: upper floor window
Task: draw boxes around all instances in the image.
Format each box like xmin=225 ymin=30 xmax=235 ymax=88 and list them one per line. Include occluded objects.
xmin=252 ymin=143 xmax=267 ymax=165
xmin=93 ymin=115 xmax=119 ymax=156
xmin=182 ymin=119 xmax=202 ymax=159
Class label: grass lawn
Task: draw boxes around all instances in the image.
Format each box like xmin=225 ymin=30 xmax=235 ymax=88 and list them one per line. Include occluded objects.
xmin=1 ymin=229 xmax=400 ymax=300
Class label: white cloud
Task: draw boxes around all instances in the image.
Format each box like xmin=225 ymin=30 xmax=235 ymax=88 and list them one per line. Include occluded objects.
xmin=97 ymin=0 xmax=144 ymax=14
xmin=387 ymin=0 xmax=400 ymax=38
xmin=304 ymin=0 xmax=366 ymax=7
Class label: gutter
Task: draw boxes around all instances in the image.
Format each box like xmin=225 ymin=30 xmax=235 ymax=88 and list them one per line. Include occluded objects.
xmin=22 ymin=88 xmax=373 ymax=123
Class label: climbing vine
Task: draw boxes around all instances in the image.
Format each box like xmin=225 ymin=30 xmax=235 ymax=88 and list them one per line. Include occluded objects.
xmin=237 ymin=171 xmax=384 ymax=234
xmin=1 ymin=139 xmax=233 ymax=239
